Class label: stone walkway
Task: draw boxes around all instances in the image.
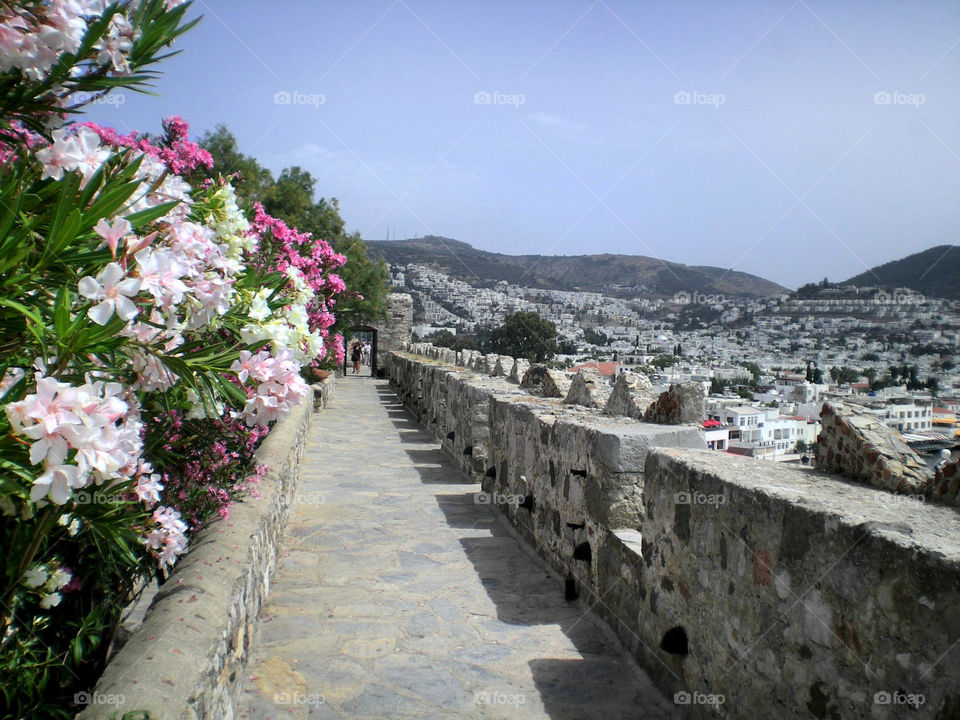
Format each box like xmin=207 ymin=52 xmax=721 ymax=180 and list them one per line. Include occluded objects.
xmin=237 ymin=376 xmax=677 ymax=720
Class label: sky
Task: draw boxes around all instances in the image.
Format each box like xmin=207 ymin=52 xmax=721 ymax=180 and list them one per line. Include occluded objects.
xmin=85 ymin=0 xmax=960 ymax=289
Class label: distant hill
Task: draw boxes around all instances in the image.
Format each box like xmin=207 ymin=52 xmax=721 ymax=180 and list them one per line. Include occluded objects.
xmin=366 ymin=236 xmax=788 ymax=298
xmin=844 ymin=245 xmax=960 ymax=299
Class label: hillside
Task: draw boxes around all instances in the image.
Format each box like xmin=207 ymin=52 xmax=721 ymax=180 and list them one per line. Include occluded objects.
xmin=366 ymin=236 xmax=788 ymax=298
xmin=844 ymin=245 xmax=960 ymax=299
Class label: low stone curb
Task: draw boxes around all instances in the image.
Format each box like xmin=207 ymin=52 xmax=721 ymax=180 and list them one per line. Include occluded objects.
xmin=77 ymin=376 xmax=333 ymax=720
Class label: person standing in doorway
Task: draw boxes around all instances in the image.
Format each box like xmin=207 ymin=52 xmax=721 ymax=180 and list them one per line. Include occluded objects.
xmin=363 ymin=340 xmax=372 ymax=366
xmin=351 ymin=340 xmax=363 ymax=374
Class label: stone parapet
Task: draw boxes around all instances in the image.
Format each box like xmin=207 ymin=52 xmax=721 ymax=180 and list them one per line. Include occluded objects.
xmin=389 ymin=347 xmax=960 ymax=719
xmin=78 ymin=378 xmax=331 ymax=720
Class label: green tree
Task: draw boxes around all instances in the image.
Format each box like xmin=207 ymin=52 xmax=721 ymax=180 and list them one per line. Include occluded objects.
xmin=829 ymin=366 xmax=859 ymax=384
xmin=651 ymin=353 xmax=678 ymax=369
xmin=489 ymin=312 xmax=558 ymax=362
xmin=200 ymin=127 xmax=390 ymax=329
xmin=195 ymin=124 xmax=273 ymax=203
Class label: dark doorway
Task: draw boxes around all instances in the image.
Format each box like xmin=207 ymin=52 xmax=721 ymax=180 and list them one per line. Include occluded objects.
xmin=343 ymin=326 xmax=378 ymax=377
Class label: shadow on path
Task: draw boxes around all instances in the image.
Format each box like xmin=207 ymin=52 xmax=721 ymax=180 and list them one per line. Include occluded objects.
xmin=237 ymin=378 xmax=675 ymax=720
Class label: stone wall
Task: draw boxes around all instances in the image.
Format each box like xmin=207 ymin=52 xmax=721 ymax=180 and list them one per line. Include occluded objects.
xmin=78 ymin=379 xmax=333 ymax=720
xmin=371 ymin=292 xmax=413 ymax=373
xmin=389 ymin=346 xmax=960 ymax=719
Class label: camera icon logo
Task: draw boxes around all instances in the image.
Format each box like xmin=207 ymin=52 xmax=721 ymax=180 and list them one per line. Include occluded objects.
xmin=474 ymin=91 xmax=492 ymax=105
xmin=274 ymin=90 xmax=291 ymax=105
xmin=675 ymin=492 xmax=691 ymax=505
xmin=673 ymin=290 xmax=691 ymax=304
xmin=474 ymin=492 xmax=491 ymax=505
xmin=674 ymin=691 xmax=692 ymax=705
xmin=874 ymin=691 xmax=891 ymax=705
xmin=873 ymin=91 xmax=891 ymax=105
xmin=674 ymin=91 xmax=691 ymax=105
xmin=74 ymin=692 xmax=91 ymax=706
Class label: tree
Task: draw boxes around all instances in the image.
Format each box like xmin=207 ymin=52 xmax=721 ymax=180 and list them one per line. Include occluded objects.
xmin=428 ymin=329 xmax=476 ymax=352
xmin=489 ymin=312 xmax=558 ymax=362
xmin=651 ymin=353 xmax=678 ymax=369
xmin=738 ymin=360 xmax=762 ymax=381
xmin=194 ymin=124 xmax=273 ymax=203
xmin=829 ymin=366 xmax=859 ymax=384
xmin=200 ymin=127 xmax=390 ymax=330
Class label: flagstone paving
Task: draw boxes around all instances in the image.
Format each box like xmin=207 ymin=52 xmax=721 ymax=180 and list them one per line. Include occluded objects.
xmin=236 ymin=375 xmax=678 ymax=720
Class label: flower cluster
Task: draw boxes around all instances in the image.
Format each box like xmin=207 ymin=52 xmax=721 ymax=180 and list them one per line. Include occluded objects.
xmin=7 ymin=114 xmax=346 ymax=565
xmin=232 ymin=349 xmax=310 ymax=426
xmin=144 ymin=506 xmax=188 ymax=570
xmin=5 ymin=376 xmax=141 ymax=505
xmin=246 ymin=203 xmax=347 ymax=365
xmin=0 ymin=1 xmax=96 ymax=82
xmin=35 ymin=125 xmax=110 ymax=184
xmin=82 ymin=116 xmax=213 ymax=176
xmin=21 ymin=561 xmax=73 ymax=609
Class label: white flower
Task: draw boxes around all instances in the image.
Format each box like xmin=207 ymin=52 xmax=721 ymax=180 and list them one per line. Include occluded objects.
xmin=248 ymin=290 xmax=272 ymax=321
xmin=58 ymin=513 xmax=82 ymax=536
xmin=78 ymin=262 xmax=141 ymax=325
xmin=32 ymin=463 xmax=85 ymax=504
xmin=22 ymin=565 xmax=48 ymax=589
xmin=45 ymin=566 xmax=71 ymax=592
xmin=39 ymin=592 xmax=62 ymax=609
xmin=35 ymin=127 xmax=81 ymax=181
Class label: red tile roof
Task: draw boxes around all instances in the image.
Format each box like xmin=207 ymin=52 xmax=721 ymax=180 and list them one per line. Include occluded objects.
xmin=568 ymin=361 xmax=620 ymax=377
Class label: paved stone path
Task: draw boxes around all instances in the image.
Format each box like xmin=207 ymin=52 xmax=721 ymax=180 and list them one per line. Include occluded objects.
xmin=237 ymin=376 xmax=677 ymax=720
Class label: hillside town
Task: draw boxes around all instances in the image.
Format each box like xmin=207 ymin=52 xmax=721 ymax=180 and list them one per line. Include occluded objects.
xmin=392 ymin=262 xmax=960 ymax=467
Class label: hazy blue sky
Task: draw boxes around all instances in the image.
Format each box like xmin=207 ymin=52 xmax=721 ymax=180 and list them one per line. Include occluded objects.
xmin=85 ymin=0 xmax=960 ymax=289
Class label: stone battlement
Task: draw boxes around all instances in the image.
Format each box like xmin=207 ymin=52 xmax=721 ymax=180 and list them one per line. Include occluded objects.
xmin=388 ymin=345 xmax=960 ymax=719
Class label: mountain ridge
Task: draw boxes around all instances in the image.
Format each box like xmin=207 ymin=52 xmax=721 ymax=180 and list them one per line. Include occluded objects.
xmin=843 ymin=245 xmax=960 ymax=299
xmin=366 ymin=236 xmax=789 ymax=298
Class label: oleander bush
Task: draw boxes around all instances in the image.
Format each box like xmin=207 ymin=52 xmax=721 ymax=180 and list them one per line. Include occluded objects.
xmin=0 ymin=2 xmax=346 ymax=715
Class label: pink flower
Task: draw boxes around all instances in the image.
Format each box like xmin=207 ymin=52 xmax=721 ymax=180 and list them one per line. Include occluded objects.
xmin=94 ymin=217 xmax=132 ymax=258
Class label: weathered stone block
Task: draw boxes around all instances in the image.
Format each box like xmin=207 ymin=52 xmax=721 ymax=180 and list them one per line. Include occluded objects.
xmin=520 ymin=364 xmax=572 ymax=398
xmin=592 ymin=423 xmax=706 ymax=473
xmin=508 ymin=358 xmax=530 ymax=384
xmin=603 ymin=371 xmax=656 ymax=419
xmin=643 ymin=382 xmax=705 ymax=424
xmin=492 ymin=355 xmax=513 ymax=377
xmin=564 ymin=368 xmax=612 ymax=409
